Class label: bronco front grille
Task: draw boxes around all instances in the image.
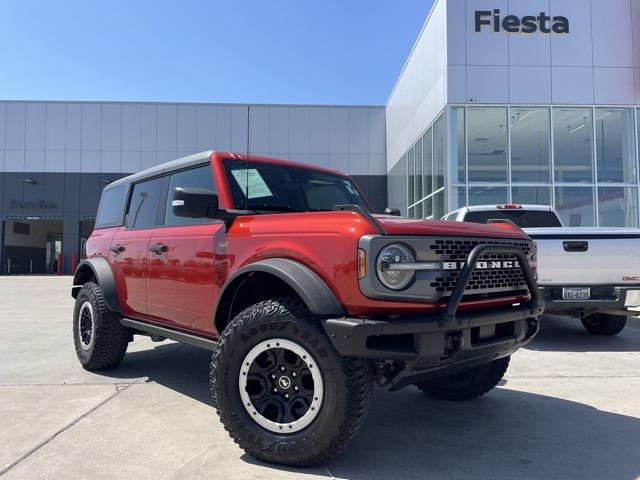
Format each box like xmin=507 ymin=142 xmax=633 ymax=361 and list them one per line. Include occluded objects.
xmin=429 ymin=239 xmax=530 ymax=296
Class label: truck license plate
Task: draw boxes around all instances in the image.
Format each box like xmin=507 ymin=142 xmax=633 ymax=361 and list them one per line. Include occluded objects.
xmin=562 ymin=287 xmax=590 ymax=300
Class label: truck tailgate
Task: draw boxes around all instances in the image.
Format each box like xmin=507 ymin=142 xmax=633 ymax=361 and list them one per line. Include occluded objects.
xmin=525 ymin=227 xmax=640 ymax=285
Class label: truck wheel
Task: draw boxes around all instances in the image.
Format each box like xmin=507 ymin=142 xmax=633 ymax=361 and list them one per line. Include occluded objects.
xmin=210 ymin=296 xmax=374 ymax=467
xmin=73 ymin=282 xmax=129 ymax=370
xmin=581 ymin=314 xmax=627 ymax=336
xmin=415 ymin=356 xmax=510 ymax=401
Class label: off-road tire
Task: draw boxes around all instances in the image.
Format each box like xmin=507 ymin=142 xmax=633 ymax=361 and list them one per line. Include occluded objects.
xmin=415 ymin=356 xmax=510 ymax=401
xmin=210 ymin=296 xmax=374 ymax=467
xmin=581 ymin=314 xmax=627 ymax=336
xmin=73 ymin=282 xmax=129 ymax=370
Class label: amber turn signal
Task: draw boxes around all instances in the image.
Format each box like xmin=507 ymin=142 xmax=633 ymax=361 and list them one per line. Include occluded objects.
xmin=358 ymin=249 xmax=366 ymax=279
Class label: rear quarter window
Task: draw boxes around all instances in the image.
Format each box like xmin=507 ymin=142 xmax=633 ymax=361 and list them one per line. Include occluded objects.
xmin=463 ymin=210 xmax=562 ymax=228
xmin=95 ymin=184 xmax=127 ymax=228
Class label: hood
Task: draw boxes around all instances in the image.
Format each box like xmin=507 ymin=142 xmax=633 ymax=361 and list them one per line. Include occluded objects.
xmin=373 ymin=215 xmax=529 ymax=239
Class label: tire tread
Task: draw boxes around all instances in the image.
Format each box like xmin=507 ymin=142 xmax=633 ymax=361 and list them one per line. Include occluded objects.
xmin=210 ymin=296 xmax=374 ymax=467
xmin=581 ymin=314 xmax=627 ymax=336
xmin=415 ymin=356 xmax=510 ymax=401
xmin=73 ymin=282 xmax=129 ymax=370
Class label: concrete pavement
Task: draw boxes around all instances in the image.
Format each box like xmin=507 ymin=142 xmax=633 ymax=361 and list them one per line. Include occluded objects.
xmin=1 ymin=276 xmax=639 ymax=479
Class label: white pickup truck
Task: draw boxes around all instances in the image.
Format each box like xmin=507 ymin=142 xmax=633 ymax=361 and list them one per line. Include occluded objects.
xmin=444 ymin=204 xmax=640 ymax=336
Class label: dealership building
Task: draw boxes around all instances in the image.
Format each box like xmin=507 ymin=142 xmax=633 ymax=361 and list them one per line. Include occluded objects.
xmin=1 ymin=0 xmax=639 ymax=274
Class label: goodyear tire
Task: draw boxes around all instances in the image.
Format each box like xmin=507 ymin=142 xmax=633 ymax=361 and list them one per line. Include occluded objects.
xmin=210 ymin=296 xmax=374 ymax=467
xmin=73 ymin=282 xmax=129 ymax=370
xmin=581 ymin=314 xmax=627 ymax=336
xmin=415 ymin=356 xmax=510 ymax=401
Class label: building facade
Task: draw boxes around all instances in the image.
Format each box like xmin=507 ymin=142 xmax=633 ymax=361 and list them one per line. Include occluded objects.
xmin=0 ymin=103 xmax=386 ymax=273
xmin=386 ymin=0 xmax=640 ymax=229
xmin=2 ymin=0 xmax=640 ymax=274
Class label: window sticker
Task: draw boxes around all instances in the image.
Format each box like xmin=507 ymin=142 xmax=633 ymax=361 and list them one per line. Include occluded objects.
xmin=231 ymin=169 xmax=273 ymax=199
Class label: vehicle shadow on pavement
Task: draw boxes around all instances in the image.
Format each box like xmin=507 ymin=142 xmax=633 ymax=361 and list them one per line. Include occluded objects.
xmin=326 ymin=387 xmax=640 ymax=480
xmin=524 ymin=315 xmax=640 ymax=353
xmin=97 ymin=342 xmax=214 ymax=405
xmin=94 ymin=341 xmax=640 ymax=480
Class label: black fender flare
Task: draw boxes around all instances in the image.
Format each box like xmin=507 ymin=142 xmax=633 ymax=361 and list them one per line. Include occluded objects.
xmin=71 ymin=258 xmax=121 ymax=314
xmin=214 ymin=258 xmax=345 ymax=325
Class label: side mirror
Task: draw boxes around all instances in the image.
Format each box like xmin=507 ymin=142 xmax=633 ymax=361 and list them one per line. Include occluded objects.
xmin=172 ymin=187 xmax=219 ymax=218
xmin=384 ymin=207 xmax=401 ymax=216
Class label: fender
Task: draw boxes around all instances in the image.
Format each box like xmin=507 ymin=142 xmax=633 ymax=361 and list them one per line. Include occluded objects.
xmin=71 ymin=257 xmax=121 ymax=314
xmin=214 ymin=258 xmax=345 ymax=322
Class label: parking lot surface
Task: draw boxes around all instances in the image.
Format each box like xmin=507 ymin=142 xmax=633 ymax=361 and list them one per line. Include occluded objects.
xmin=1 ymin=276 xmax=639 ymax=480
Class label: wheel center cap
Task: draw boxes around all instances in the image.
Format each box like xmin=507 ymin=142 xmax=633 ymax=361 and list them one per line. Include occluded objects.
xmin=278 ymin=375 xmax=291 ymax=390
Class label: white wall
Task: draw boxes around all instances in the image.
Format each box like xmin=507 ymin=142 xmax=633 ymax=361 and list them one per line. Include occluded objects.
xmin=387 ymin=0 xmax=640 ymax=173
xmin=248 ymin=106 xmax=386 ymax=176
xmin=385 ymin=0 xmax=449 ymax=172
xmin=447 ymin=0 xmax=640 ymax=106
xmin=0 ymin=102 xmax=386 ymax=177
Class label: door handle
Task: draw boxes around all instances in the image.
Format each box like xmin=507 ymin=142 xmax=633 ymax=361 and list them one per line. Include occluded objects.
xmin=563 ymin=241 xmax=588 ymax=252
xmin=149 ymin=243 xmax=168 ymax=254
xmin=110 ymin=244 xmax=125 ymax=254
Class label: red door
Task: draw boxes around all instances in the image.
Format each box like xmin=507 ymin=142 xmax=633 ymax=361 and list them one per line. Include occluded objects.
xmin=109 ymin=176 xmax=166 ymax=317
xmin=146 ymin=223 xmax=225 ymax=332
xmin=109 ymin=227 xmax=152 ymax=316
xmin=145 ymin=163 xmax=224 ymax=334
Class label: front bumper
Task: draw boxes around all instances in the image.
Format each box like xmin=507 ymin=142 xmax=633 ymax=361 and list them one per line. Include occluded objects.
xmin=325 ymin=243 xmax=544 ymax=390
xmin=541 ymin=285 xmax=640 ymax=317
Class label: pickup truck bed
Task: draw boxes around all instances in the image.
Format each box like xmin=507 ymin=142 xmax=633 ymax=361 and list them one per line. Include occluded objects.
xmin=444 ymin=204 xmax=640 ymax=336
xmin=528 ymin=227 xmax=640 ymax=316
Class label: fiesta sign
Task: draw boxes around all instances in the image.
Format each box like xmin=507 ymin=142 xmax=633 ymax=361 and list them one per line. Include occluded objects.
xmin=475 ymin=10 xmax=570 ymax=34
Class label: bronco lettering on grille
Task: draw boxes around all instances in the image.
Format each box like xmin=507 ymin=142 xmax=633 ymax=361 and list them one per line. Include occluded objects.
xmin=442 ymin=260 xmax=521 ymax=271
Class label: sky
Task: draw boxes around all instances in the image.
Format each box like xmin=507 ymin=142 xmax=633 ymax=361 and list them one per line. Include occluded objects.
xmin=0 ymin=0 xmax=433 ymax=106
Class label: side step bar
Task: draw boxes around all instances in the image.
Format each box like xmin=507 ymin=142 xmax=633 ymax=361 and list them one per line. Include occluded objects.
xmin=120 ymin=318 xmax=218 ymax=351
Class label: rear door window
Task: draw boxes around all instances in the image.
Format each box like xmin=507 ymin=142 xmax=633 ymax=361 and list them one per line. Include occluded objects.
xmin=126 ymin=177 xmax=166 ymax=229
xmin=95 ymin=184 xmax=127 ymax=228
xmin=164 ymin=165 xmax=218 ymax=226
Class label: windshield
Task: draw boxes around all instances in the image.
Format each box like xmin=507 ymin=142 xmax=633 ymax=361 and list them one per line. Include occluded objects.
xmin=464 ymin=210 xmax=562 ymax=228
xmin=223 ymin=159 xmax=369 ymax=212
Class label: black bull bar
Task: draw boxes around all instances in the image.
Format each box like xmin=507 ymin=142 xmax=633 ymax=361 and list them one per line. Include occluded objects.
xmin=323 ymin=244 xmax=544 ymax=388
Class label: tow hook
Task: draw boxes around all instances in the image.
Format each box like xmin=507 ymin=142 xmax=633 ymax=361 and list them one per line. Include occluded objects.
xmin=444 ymin=331 xmax=463 ymax=357
xmin=526 ymin=319 xmax=539 ymax=339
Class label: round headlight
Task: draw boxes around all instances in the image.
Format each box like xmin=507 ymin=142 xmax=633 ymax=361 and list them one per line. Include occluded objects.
xmin=376 ymin=243 xmax=415 ymax=290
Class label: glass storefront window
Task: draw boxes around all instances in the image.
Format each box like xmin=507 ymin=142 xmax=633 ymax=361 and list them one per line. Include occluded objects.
xmin=402 ymin=106 xmax=640 ymax=227
xmin=510 ymin=107 xmax=550 ymax=183
xmin=433 ymin=191 xmax=445 ymax=219
xmin=415 ymin=199 xmax=423 ymax=219
xmin=595 ymin=108 xmax=637 ymax=184
xmin=554 ymin=186 xmax=595 ymax=227
xmin=553 ymin=108 xmax=594 ymax=183
xmin=414 ymin=138 xmax=423 ymax=202
xmin=422 ymin=128 xmax=433 ymax=198
xmin=450 ymin=186 xmax=466 ymax=211
xmin=511 ymin=186 xmax=551 ymax=206
xmin=424 ymin=196 xmax=433 ymax=219
xmin=597 ymin=186 xmax=638 ymax=227
xmin=468 ymin=107 xmax=508 ymax=183
xmin=468 ymin=186 xmax=508 ymax=206
xmin=450 ymin=107 xmax=466 ymax=183
xmin=433 ymin=114 xmax=446 ymax=190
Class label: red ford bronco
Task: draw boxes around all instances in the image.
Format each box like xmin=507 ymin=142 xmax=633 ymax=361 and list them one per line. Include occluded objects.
xmin=72 ymin=151 xmax=542 ymax=467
